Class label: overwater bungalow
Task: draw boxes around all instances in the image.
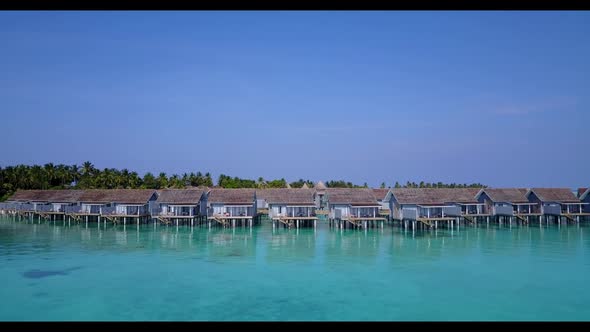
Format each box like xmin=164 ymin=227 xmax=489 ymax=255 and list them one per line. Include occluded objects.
xmin=525 ymin=188 xmax=587 ymax=222
xmin=257 ymin=188 xmax=317 ymax=228
xmin=441 ymin=188 xmax=488 ymax=222
xmin=44 ymin=190 xmax=84 ymax=216
xmin=372 ymin=188 xmax=392 ymax=220
xmin=69 ymin=189 xmax=157 ymax=223
xmin=475 ymin=188 xmax=536 ymax=223
xmin=579 ymin=188 xmax=590 ymax=214
xmin=4 ymin=190 xmax=84 ymax=219
xmin=203 ymin=188 xmax=257 ymax=227
xmin=153 ymin=188 xmax=206 ymax=225
xmin=326 ymin=188 xmax=385 ymax=229
xmin=390 ymin=188 xmax=466 ymax=229
xmin=5 ymin=190 xmax=55 ymax=213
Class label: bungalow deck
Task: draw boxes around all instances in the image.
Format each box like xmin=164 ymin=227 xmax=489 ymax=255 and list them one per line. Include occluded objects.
xmin=208 ymin=214 xmax=257 ymax=228
xmin=272 ymin=216 xmax=319 ymax=229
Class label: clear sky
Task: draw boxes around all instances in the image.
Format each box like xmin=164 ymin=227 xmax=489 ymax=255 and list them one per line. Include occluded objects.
xmin=0 ymin=11 xmax=588 ymax=188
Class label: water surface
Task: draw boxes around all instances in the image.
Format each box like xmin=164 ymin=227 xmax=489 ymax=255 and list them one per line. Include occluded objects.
xmin=0 ymin=216 xmax=589 ymax=321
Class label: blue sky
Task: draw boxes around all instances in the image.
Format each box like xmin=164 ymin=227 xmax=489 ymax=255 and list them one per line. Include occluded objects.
xmin=0 ymin=11 xmax=588 ymax=188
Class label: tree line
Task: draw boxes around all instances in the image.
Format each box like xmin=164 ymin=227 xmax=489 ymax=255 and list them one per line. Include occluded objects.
xmin=392 ymin=181 xmax=487 ymax=189
xmin=0 ymin=162 xmax=487 ymax=201
xmin=0 ymin=162 xmax=214 ymax=201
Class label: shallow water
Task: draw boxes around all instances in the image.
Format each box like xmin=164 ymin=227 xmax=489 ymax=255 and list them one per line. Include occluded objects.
xmin=0 ymin=216 xmax=589 ymax=321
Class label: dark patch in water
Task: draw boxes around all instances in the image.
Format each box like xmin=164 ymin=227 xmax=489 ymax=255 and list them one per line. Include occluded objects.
xmin=33 ymin=291 xmax=49 ymax=298
xmin=22 ymin=266 xmax=84 ymax=279
xmin=226 ymin=251 xmax=242 ymax=257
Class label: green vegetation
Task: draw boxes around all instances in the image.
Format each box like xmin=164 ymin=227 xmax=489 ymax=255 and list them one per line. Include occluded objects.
xmin=0 ymin=161 xmax=488 ymax=201
xmin=0 ymin=162 xmax=213 ymax=201
xmin=393 ymin=181 xmax=486 ymax=189
xmin=325 ymin=180 xmax=368 ymax=188
xmin=288 ymin=179 xmax=315 ymax=188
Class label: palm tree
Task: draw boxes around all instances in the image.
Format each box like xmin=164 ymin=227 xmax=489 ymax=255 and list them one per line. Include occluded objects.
xmin=142 ymin=172 xmax=157 ymax=189
xmin=71 ymin=164 xmax=80 ymax=185
xmin=157 ymin=172 xmax=168 ymax=189
xmin=204 ymin=172 xmax=213 ymax=187
xmin=44 ymin=163 xmax=55 ymax=188
xmin=81 ymin=161 xmax=95 ymax=177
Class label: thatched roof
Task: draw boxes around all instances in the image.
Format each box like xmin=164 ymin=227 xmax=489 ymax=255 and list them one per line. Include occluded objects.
xmin=156 ymin=189 xmax=204 ymax=205
xmin=315 ymin=181 xmax=327 ymax=190
xmin=372 ymin=188 xmax=390 ymax=201
xmin=528 ymin=188 xmax=580 ymax=203
xmin=478 ymin=188 xmax=529 ymax=203
xmin=7 ymin=189 xmax=84 ymax=203
xmin=79 ymin=189 xmax=156 ymax=204
xmin=301 ymin=183 xmax=309 ymax=189
xmin=326 ymin=188 xmax=379 ymax=206
xmin=256 ymin=188 xmax=315 ymax=205
xmin=207 ymin=188 xmax=255 ymax=205
xmin=391 ymin=188 xmax=480 ymax=205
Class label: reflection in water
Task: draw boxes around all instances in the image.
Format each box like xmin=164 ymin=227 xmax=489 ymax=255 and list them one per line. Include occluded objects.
xmin=326 ymin=229 xmax=381 ymax=264
xmin=266 ymin=227 xmax=315 ymax=262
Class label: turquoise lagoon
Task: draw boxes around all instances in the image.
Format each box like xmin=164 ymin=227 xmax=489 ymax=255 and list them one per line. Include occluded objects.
xmin=0 ymin=216 xmax=589 ymax=321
